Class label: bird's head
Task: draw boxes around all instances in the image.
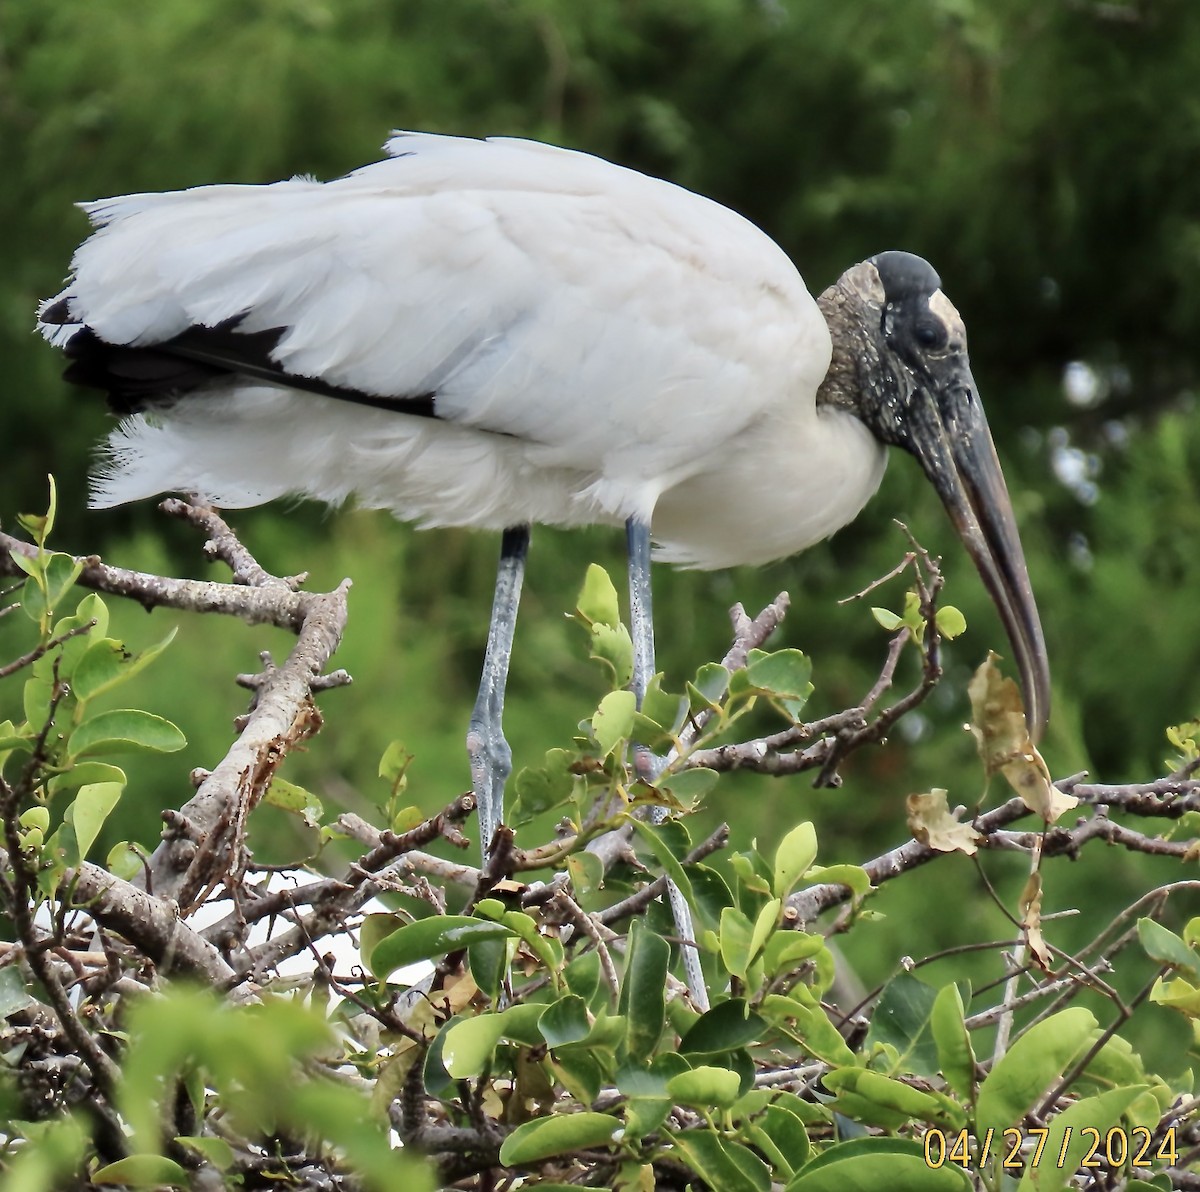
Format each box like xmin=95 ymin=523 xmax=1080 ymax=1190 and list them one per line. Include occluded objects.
xmin=817 ymin=250 xmax=1050 ymax=739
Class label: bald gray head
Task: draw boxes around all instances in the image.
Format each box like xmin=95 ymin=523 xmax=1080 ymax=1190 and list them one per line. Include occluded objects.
xmin=815 ymin=251 xmax=1050 ymax=740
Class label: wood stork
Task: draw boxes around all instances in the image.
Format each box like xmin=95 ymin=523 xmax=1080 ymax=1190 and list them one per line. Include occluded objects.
xmin=38 ymin=131 xmax=1050 ymax=860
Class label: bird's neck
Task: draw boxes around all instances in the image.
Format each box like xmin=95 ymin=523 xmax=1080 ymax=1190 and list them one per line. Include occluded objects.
xmin=814 ymin=275 xmax=883 ymax=419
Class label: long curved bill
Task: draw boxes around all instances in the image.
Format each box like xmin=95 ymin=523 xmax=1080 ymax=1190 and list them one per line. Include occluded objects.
xmin=902 ymin=363 xmax=1050 ymax=740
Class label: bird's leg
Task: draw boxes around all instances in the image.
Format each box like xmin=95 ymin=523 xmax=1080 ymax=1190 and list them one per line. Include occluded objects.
xmin=626 ymin=517 xmax=659 ymax=775
xmin=624 ymin=518 xmax=709 ymax=1010
xmin=468 ymin=524 xmax=530 ymax=861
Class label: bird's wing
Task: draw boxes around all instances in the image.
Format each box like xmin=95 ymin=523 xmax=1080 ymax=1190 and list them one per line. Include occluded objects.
xmin=43 ymin=133 xmax=829 ymax=480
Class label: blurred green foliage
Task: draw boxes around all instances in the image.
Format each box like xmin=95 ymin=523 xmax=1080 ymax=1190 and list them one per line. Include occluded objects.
xmin=3 ymin=0 xmax=1199 ymax=1022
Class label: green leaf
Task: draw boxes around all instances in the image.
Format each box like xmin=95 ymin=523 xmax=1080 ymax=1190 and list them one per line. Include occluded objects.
xmin=785 ymin=1138 xmax=972 ymax=1190
xmin=871 ymin=607 xmax=904 ymax=632
xmin=564 ymin=950 xmax=603 ymax=1006
xmin=618 ymin=920 xmax=669 ymax=1062
xmin=469 ymin=936 xmax=510 ymax=1002
xmin=822 ymin=1068 xmax=961 ymax=1128
xmin=1138 ymin=917 xmax=1200 ymax=978
xmin=753 ymin=1103 xmax=811 ymax=1175
xmin=657 ymin=766 xmax=719 ymax=806
xmin=65 ymin=781 xmax=123 ymax=863
xmin=668 ymin=1065 xmax=743 ymax=1110
xmin=930 ymin=984 xmax=975 ymax=1101
xmin=265 ymin=777 xmax=324 ymax=828
xmin=864 ymin=973 xmax=941 ymax=1078
xmin=746 ymin=649 xmax=813 ymax=699
xmin=499 ymin=1111 xmax=621 ymax=1166
xmin=975 ymin=1007 xmax=1097 ymax=1138
xmin=1014 ymin=1086 xmax=1149 ymax=1192
xmin=773 ymin=822 xmax=818 ymax=899
xmin=42 ymin=553 xmax=84 ymax=616
xmin=443 ymin=1012 xmax=524 ymax=1078
xmin=552 ymin=1048 xmax=606 ymax=1104
xmin=760 ymin=996 xmax=856 ymax=1066
xmin=591 ymin=622 xmax=634 ymax=686
xmin=72 ymin=627 xmax=177 ymax=703
xmin=673 ymin=1128 xmax=771 ymax=1192
xmin=720 ymin=906 xmax=756 ymax=980
xmin=511 ymin=748 xmax=576 ymax=824
xmin=641 ymin=675 xmax=687 ymax=735
xmin=592 ymin=689 xmax=637 ymax=755
xmin=68 ymin=710 xmax=186 ymax=758
xmin=577 ymin=563 xmax=622 ymax=627
xmin=377 ymin=739 xmax=414 ymax=785
xmin=47 ymin=761 xmax=127 ymax=796
xmin=0 ymin=966 xmax=35 ymax=1019
xmin=935 ymin=606 xmax=967 ymax=639
xmin=540 ymin=995 xmax=591 ymax=1048
xmin=175 ymin=1135 xmax=234 ymax=1169
xmin=680 ymin=999 xmax=766 ymax=1056
xmin=367 ymin=916 xmax=514 ymax=979
xmin=689 ymin=661 xmax=731 ymax=709
xmin=803 ymin=863 xmax=871 ymax=899
xmin=92 ymin=1155 xmax=189 ymax=1187
xmin=106 ymin=841 xmax=145 ymax=882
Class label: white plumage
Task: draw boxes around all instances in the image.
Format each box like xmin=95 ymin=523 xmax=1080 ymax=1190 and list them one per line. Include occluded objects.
xmin=44 ymin=132 xmax=881 ymax=570
xmin=39 ymin=131 xmax=1050 ymax=910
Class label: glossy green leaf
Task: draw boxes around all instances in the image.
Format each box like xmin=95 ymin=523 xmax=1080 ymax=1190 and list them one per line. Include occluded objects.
xmin=499 ymin=1111 xmax=621 ymax=1165
xmin=1138 ymin=917 xmax=1199 ymax=977
xmin=803 ymin=863 xmax=871 ymax=899
xmin=592 ymin=689 xmax=636 ymax=754
xmin=512 ymin=748 xmax=576 ymax=823
xmin=442 ymin=1011 xmax=518 ymax=1078
xmin=92 ymin=1155 xmax=189 ymax=1187
xmin=865 ymin=973 xmax=940 ymax=1078
xmin=657 ymin=766 xmax=718 ymax=805
xmin=42 ymin=552 xmax=84 ymax=616
xmin=786 ymin=1139 xmax=972 ymax=1190
xmin=552 ymin=1048 xmax=606 ymax=1104
xmin=265 ymin=777 xmax=324 ymax=827
xmin=668 ymin=1065 xmax=743 ymax=1110
xmin=540 ymin=994 xmax=591 ymax=1048
xmin=65 ymin=781 xmax=123 ymax=863
xmin=935 ymin=605 xmax=967 ymax=639
xmin=47 ymin=761 xmax=127 ymax=796
xmin=673 ymin=1128 xmax=770 ymax=1192
xmin=930 ymin=983 xmax=975 ymax=1101
xmin=590 ymin=622 xmax=634 ymax=686
xmin=468 ymin=935 xmax=509 ymax=1002
xmin=720 ymin=906 xmax=755 ymax=980
xmin=68 ymin=710 xmax=186 ymax=758
xmin=746 ymin=648 xmax=813 ymax=699
xmin=367 ymin=916 xmax=514 ymax=979
xmin=1014 ymin=1085 xmax=1149 ymax=1192
xmin=773 ymin=822 xmax=817 ymax=898
xmin=748 ymin=897 xmax=782 ymax=963
xmin=577 ymin=563 xmax=621 ymax=627
xmin=0 ymin=966 xmax=35 ymax=1019
xmin=619 ymin=920 xmax=668 ymax=1062
xmin=680 ymin=999 xmax=766 ymax=1056
xmin=71 ymin=626 xmax=176 ymax=703
xmin=175 ymin=1135 xmax=234 ymax=1169
xmin=976 ymin=1007 xmax=1097 ymax=1138
xmin=823 ymin=1068 xmax=960 ymax=1128
xmin=871 ymin=607 xmax=904 ymax=632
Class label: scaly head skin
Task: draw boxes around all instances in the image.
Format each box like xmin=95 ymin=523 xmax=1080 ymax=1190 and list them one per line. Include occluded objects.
xmin=817 ymin=251 xmax=1050 ymax=738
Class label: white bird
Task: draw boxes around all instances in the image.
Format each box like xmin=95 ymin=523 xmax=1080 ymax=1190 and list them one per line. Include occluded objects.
xmin=38 ymin=131 xmax=1050 ymax=861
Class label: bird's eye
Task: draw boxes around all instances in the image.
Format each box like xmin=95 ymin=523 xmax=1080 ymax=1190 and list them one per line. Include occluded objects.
xmin=913 ymin=319 xmax=948 ymax=350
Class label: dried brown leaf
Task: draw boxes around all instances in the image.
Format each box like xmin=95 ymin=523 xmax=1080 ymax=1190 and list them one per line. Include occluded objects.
xmin=1020 ymin=870 xmax=1053 ymax=972
xmin=907 ymin=789 xmax=984 ymax=856
xmin=968 ymin=653 xmax=1077 ymax=823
